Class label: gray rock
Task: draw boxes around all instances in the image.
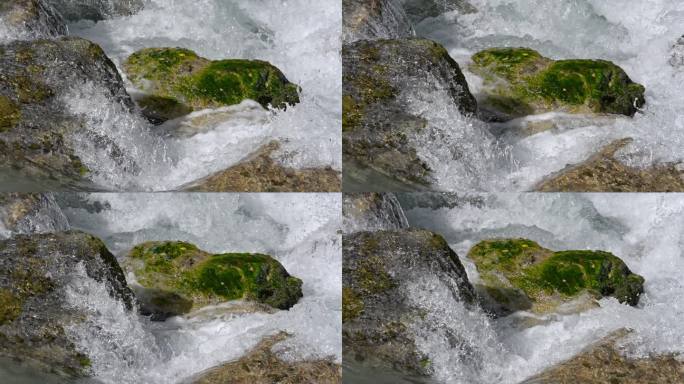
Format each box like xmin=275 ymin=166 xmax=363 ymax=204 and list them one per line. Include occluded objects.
xmin=669 ymin=35 xmax=684 ymax=68
xmin=47 ymin=0 xmax=143 ymax=22
xmin=0 ymin=231 xmax=134 ymax=377
xmin=343 ymin=38 xmax=477 ymax=186
xmin=399 ymin=0 xmax=476 ymax=25
xmin=0 ymin=0 xmax=67 ymax=40
xmin=342 ymin=193 xmax=408 ymax=234
xmin=343 ymin=0 xmax=414 ymax=43
xmin=343 ymin=228 xmax=475 ymax=375
xmin=0 ymin=193 xmax=69 ymax=239
xmin=0 ymin=36 xmax=135 ymax=188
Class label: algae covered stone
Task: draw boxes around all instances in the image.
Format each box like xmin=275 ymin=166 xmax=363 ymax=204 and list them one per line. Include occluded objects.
xmin=470 ymin=47 xmax=645 ymax=120
xmin=468 ymin=238 xmax=645 ymax=314
xmin=127 ymin=241 xmax=303 ymax=317
xmin=123 ymin=47 xmax=300 ymax=118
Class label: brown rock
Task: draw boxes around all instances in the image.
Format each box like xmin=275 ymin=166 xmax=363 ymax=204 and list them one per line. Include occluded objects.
xmin=183 ymin=141 xmax=341 ymax=192
xmin=190 ymin=332 xmax=341 ymax=384
xmin=537 ymin=138 xmax=684 ymax=192
xmin=522 ymin=330 xmax=684 ymax=384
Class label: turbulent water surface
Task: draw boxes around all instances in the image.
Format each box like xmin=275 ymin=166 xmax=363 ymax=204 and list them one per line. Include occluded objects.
xmin=2 ymin=0 xmax=341 ymax=191
xmin=383 ymin=193 xmax=684 ymax=383
xmin=386 ymin=0 xmax=684 ymax=191
xmin=4 ymin=193 xmax=341 ymax=384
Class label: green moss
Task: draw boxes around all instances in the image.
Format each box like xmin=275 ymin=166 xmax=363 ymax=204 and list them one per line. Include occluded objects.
xmin=354 ymin=255 xmax=395 ymax=294
xmin=468 ymin=238 xmax=549 ymax=274
xmin=78 ymin=355 xmax=92 ymax=368
xmin=129 ymin=241 xmax=302 ymax=311
xmin=472 ymin=47 xmax=548 ymax=82
xmin=342 ymin=287 xmax=364 ymax=323
xmin=0 ymin=96 xmax=21 ymax=131
xmin=0 ymin=289 xmax=23 ymax=325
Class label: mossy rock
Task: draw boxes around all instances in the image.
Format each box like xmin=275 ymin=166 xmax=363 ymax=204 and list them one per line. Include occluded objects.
xmin=468 ymin=238 xmax=645 ymax=314
xmin=127 ymin=241 xmax=303 ymax=317
xmin=470 ymin=47 xmax=645 ymax=120
xmin=0 ymin=95 xmax=21 ymax=131
xmin=123 ymin=47 xmax=300 ymax=120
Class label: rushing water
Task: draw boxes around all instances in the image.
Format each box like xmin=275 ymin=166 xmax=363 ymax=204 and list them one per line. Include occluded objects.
xmin=1 ymin=0 xmax=341 ymax=191
xmin=381 ymin=193 xmax=684 ymax=383
xmin=372 ymin=0 xmax=684 ymax=191
xmin=4 ymin=193 xmax=341 ymax=384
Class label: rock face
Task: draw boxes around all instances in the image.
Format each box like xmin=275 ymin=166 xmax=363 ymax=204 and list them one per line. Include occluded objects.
xmin=399 ymin=0 xmax=476 ymax=25
xmin=537 ymin=138 xmax=684 ymax=192
xmin=190 ymin=332 xmax=341 ymax=384
xmin=343 ymin=38 xmax=477 ymax=186
xmin=0 ymin=0 xmax=67 ymax=40
xmin=127 ymin=241 xmax=303 ymax=319
xmin=0 ymin=37 xmax=133 ymax=186
xmin=0 ymin=231 xmax=134 ymax=377
xmin=182 ymin=141 xmax=341 ymax=192
xmin=521 ymin=330 xmax=684 ymax=384
xmin=0 ymin=193 xmax=69 ymax=238
xmin=123 ymin=47 xmax=299 ymax=121
xmin=468 ymin=239 xmax=644 ymax=315
xmin=343 ymin=229 xmax=475 ymax=375
xmin=343 ymin=0 xmax=414 ymax=43
xmin=46 ymin=0 xmax=143 ymax=21
xmin=342 ymin=193 xmax=408 ymax=233
xmin=470 ymin=47 xmax=645 ymax=121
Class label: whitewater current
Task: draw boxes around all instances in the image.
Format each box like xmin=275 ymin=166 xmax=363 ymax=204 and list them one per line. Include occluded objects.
xmin=386 ymin=193 xmax=684 ymax=383
xmin=392 ymin=0 xmax=684 ymax=191
xmin=26 ymin=193 xmax=342 ymax=384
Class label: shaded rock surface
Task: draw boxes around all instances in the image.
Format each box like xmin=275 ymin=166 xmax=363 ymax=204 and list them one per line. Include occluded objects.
xmin=537 ymin=138 xmax=684 ymax=192
xmin=468 ymin=239 xmax=644 ymax=315
xmin=343 ymin=38 xmax=477 ymax=186
xmin=343 ymin=0 xmax=413 ymax=43
xmin=0 ymin=0 xmax=66 ymax=40
xmin=399 ymin=0 xmax=476 ymax=24
xmin=127 ymin=241 xmax=303 ymax=319
xmin=189 ymin=332 xmax=341 ymax=384
xmin=342 ymin=193 xmax=408 ymax=234
xmin=521 ymin=330 xmax=684 ymax=384
xmin=183 ymin=141 xmax=341 ymax=192
xmin=0 ymin=37 xmax=133 ymax=187
xmin=343 ymin=229 xmax=475 ymax=375
xmin=470 ymin=47 xmax=645 ymax=121
xmin=0 ymin=193 xmax=69 ymax=238
xmin=47 ymin=0 xmax=143 ymax=21
xmin=123 ymin=47 xmax=299 ymax=121
xmin=0 ymin=231 xmax=133 ymax=377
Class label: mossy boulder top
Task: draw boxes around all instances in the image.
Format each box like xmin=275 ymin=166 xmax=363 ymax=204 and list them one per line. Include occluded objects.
xmin=343 ymin=229 xmax=475 ymax=376
xmin=470 ymin=47 xmax=646 ymax=120
xmin=123 ymin=47 xmax=300 ymax=116
xmin=468 ymin=238 xmax=645 ymax=315
xmin=126 ymin=241 xmax=303 ymax=317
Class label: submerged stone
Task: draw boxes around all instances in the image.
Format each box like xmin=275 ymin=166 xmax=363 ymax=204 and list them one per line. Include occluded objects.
xmin=0 ymin=231 xmax=133 ymax=377
xmin=343 ymin=38 xmax=477 ymax=186
xmin=0 ymin=0 xmax=67 ymax=40
xmin=342 ymin=192 xmax=408 ymax=234
xmin=46 ymin=0 xmax=143 ymax=21
xmin=342 ymin=0 xmax=414 ymax=43
xmin=399 ymin=0 xmax=477 ymax=24
xmin=468 ymin=238 xmax=644 ymax=315
xmin=537 ymin=138 xmax=684 ymax=192
xmin=182 ymin=141 xmax=341 ymax=192
xmin=0 ymin=193 xmax=69 ymax=238
xmin=190 ymin=332 xmax=341 ymax=384
xmin=127 ymin=241 xmax=303 ymax=318
xmin=343 ymin=229 xmax=475 ymax=375
xmin=123 ymin=47 xmax=300 ymax=119
xmin=470 ymin=47 xmax=645 ymax=120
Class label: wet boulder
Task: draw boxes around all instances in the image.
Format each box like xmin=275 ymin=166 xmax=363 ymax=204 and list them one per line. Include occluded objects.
xmin=190 ymin=332 xmax=341 ymax=384
xmin=342 ymin=192 xmax=408 ymax=233
xmin=0 ymin=37 xmax=134 ymax=187
xmin=399 ymin=0 xmax=476 ymax=25
xmin=468 ymin=238 xmax=644 ymax=315
xmin=0 ymin=231 xmax=134 ymax=377
xmin=0 ymin=193 xmax=69 ymax=238
xmin=669 ymin=35 xmax=684 ymax=68
xmin=123 ymin=47 xmax=300 ymax=122
xmin=343 ymin=229 xmax=475 ymax=375
xmin=536 ymin=138 xmax=684 ymax=192
xmin=126 ymin=241 xmax=303 ymax=319
xmin=182 ymin=141 xmax=341 ymax=192
xmin=0 ymin=0 xmax=66 ymax=40
xmin=343 ymin=38 xmax=477 ymax=186
xmin=470 ymin=47 xmax=645 ymax=121
xmin=343 ymin=0 xmax=414 ymax=43
xmin=46 ymin=0 xmax=143 ymax=22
